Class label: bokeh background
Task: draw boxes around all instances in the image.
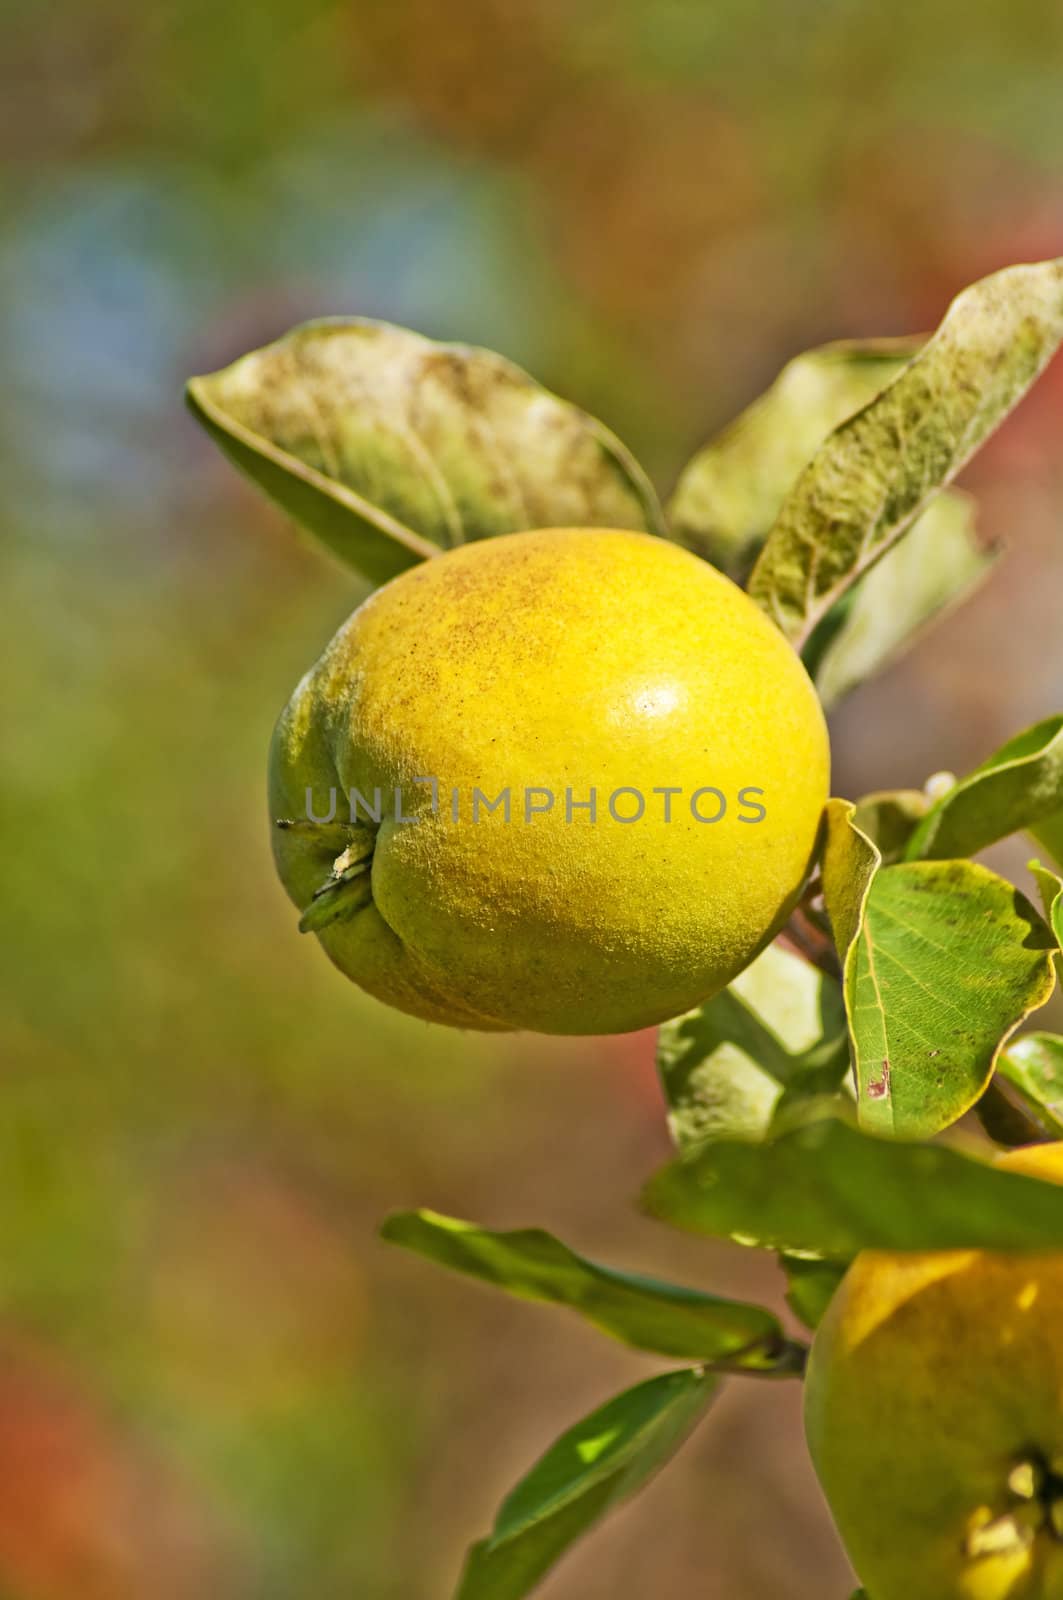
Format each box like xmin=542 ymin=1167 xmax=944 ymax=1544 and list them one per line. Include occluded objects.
xmin=4 ymin=2 xmax=1063 ymax=1595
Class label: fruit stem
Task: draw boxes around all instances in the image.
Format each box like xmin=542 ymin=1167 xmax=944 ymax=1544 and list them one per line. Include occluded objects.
xmin=783 ymin=880 xmax=841 ymax=980
xmin=710 ymin=1333 xmax=809 ymax=1380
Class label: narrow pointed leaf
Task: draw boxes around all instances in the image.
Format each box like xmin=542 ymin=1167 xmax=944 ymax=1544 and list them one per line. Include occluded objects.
xmin=997 ymin=1034 xmax=1063 ymax=1136
xmin=187 ymin=319 xmax=664 ymax=584
xmin=381 ymin=1210 xmax=781 ymax=1363
xmin=749 ymin=258 xmax=1063 ymax=646
xmin=643 ymin=1114 xmax=1063 ymax=1257
xmin=668 ymin=337 xmax=920 ymax=579
xmin=905 ymin=715 xmax=1063 ymax=861
xmin=454 ymin=1369 xmax=718 ymax=1600
xmin=658 ymin=942 xmax=848 ymax=1151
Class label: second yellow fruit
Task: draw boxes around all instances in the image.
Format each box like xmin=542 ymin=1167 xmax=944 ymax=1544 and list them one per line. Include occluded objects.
xmin=806 ymin=1142 xmax=1063 ymax=1600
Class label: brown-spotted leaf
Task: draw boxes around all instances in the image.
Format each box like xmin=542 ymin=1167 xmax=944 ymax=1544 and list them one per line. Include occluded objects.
xmin=749 ymin=258 xmax=1063 ymax=646
xmin=187 ymin=318 xmax=664 ymax=585
xmin=821 ymin=804 xmax=1056 ymax=1136
xmin=847 ymin=861 xmax=1056 ymax=1137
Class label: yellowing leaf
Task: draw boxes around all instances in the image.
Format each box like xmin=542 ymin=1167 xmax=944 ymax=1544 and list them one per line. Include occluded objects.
xmin=188 ymin=319 xmax=663 ymax=585
xmin=668 ymin=337 xmax=919 ymax=579
xmin=749 ymin=258 xmax=1063 ymax=646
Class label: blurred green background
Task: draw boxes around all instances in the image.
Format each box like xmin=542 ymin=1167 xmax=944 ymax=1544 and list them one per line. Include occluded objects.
xmin=3 ymin=2 xmax=1063 ymax=1595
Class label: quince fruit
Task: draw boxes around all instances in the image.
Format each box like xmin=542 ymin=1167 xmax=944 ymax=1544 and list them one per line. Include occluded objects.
xmin=269 ymin=528 xmax=829 ymax=1033
xmin=805 ymin=1141 xmax=1063 ymax=1600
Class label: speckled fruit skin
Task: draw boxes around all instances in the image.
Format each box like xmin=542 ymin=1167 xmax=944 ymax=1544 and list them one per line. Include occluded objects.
xmin=805 ymin=1142 xmax=1063 ymax=1600
xmin=269 ymin=527 xmax=830 ymax=1034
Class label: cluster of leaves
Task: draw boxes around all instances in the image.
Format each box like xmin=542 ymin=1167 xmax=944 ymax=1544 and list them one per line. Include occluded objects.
xmin=190 ymin=257 xmax=1063 ymax=1599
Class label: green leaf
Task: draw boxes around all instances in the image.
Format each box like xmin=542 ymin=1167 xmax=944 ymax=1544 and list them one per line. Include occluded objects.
xmin=380 ymin=1210 xmax=782 ymax=1364
xmin=454 ymin=1369 xmax=718 ymax=1600
xmin=823 ymin=803 xmax=1056 ymax=1136
xmin=748 ymin=258 xmax=1063 ymax=647
xmin=997 ymin=1034 xmax=1063 ymax=1136
xmin=1029 ymin=858 xmax=1063 ymax=948
xmin=821 ymin=798 xmax=881 ymax=972
xmin=810 ymin=491 xmax=995 ymax=710
xmin=854 ymin=862 xmax=1053 ymax=1135
xmin=657 ymin=942 xmax=849 ymax=1152
xmin=643 ymin=1113 xmax=1063 ymax=1257
xmin=667 ymin=336 xmax=989 ymax=704
xmin=667 ymin=337 xmax=920 ymax=580
xmin=779 ymin=1253 xmax=848 ymax=1330
xmin=851 ymin=789 xmax=930 ymax=866
xmin=187 ymin=318 xmax=664 ymax=585
xmin=905 ymin=715 xmax=1063 ymax=861
xmin=1031 ymin=808 xmax=1063 ymax=869
xmin=974 ymin=858 xmax=1061 ymax=1146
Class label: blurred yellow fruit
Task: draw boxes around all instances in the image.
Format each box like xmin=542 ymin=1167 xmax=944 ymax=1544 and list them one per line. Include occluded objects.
xmin=269 ymin=528 xmax=829 ymax=1033
xmin=805 ymin=1141 xmax=1063 ymax=1600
